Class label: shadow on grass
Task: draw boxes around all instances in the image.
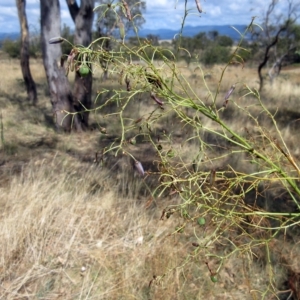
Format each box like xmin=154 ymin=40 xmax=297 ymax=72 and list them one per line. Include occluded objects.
xmin=2 ymin=89 xmax=57 ymax=131
xmin=273 ymin=109 xmax=300 ymax=131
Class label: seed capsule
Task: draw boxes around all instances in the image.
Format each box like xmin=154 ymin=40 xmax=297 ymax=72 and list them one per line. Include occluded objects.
xmin=195 ymin=0 xmax=203 ymax=13
xmin=129 ymin=138 xmax=136 ymax=145
xmin=146 ymin=73 xmax=163 ymax=89
xmin=49 ymin=37 xmax=64 ymax=44
xmin=175 ymin=226 xmax=184 ymax=233
xmin=119 ymin=21 xmax=125 ymax=40
xmin=66 ymin=50 xmax=77 ymax=74
xmin=99 ymin=127 xmax=107 ymax=134
xmin=224 ymin=84 xmax=236 ymax=101
xmin=223 ymin=84 xmax=236 ymax=108
xmin=125 ymin=75 xmax=131 ymax=91
xmin=135 ymin=160 xmax=145 ymax=176
xmin=197 ymin=217 xmax=206 ymax=225
xmin=79 ymin=64 xmax=90 ymax=77
xmin=121 ymin=0 xmax=132 ymax=21
xmin=167 ymin=149 xmax=175 ymax=158
xmin=150 ymin=92 xmax=163 ymax=106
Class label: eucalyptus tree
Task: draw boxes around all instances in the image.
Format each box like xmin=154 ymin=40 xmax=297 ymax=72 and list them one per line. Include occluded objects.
xmin=40 ymin=0 xmax=95 ymax=131
xmin=66 ymin=0 xmax=95 ymax=129
xmin=252 ymin=0 xmax=300 ymax=90
xmin=40 ymin=0 xmax=77 ymax=131
xmin=16 ymin=0 xmax=37 ymax=104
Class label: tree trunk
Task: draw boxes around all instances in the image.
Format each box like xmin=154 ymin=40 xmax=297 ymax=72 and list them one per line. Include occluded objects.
xmin=66 ymin=0 xmax=94 ymax=129
xmin=258 ymin=26 xmax=287 ymax=92
xmin=268 ymin=54 xmax=285 ymax=85
xmin=40 ymin=0 xmax=81 ymax=131
xmin=16 ymin=0 xmax=37 ymax=104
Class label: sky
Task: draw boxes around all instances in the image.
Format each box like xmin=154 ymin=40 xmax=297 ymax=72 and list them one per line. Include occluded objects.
xmin=0 ymin=0 xmax=290 ymax=34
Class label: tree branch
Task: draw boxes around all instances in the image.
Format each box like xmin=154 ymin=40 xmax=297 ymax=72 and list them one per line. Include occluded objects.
xmin=66 ymin=0 xmax=79 ymax=22
xmin=258 ymin=25 xmax=287 ymax=91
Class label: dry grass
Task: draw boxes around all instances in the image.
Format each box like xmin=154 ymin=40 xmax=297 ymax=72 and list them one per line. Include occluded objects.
xmin=0 ymin=57 xmax=300 ymax=299
xmin=0 ymin=158 xmax=289 ymax=300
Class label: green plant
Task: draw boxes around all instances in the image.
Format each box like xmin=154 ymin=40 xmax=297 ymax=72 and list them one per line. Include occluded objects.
xmin=217 ymin=35 xmax=234 ymax=47
xmin=60 ymin=2 xmax=300 ymax=297
xmin=172 ymin=32 xmax=233 ymax=65
xmin=201 ymin=44 xmax=231 ymax=64
xmin=2 ymin=36 xmax=41 ymax=59
xmin=2 ymin=39 xmax=21 ymax=58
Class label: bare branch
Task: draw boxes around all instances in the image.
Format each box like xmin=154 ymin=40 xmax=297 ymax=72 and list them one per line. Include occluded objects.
xmin=66 ymin=0 xmax=80 ymax=22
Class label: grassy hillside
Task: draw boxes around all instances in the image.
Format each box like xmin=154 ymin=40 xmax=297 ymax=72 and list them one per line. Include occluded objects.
xmin=1 ymin=56 xmax=300 ymax=299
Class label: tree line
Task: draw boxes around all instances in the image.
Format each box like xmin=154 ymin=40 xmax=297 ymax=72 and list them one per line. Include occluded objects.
xmin=5 ymin=26 xmax=299 ymax=67
xmin=7 ymin=0 xmax=300 ymax=131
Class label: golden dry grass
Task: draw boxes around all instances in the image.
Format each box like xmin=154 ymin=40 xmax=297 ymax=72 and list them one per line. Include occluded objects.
xmin=0 ymin=57 xmax=300 ymax=299
xmin=0 ymin=158 xmax=287 ymax=300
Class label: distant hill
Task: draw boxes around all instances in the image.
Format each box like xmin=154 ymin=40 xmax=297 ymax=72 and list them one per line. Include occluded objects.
xmin=0 ymin=32 xmax=20 ymax=41
xmin=130 ymin=24 xmax=248 ymax=41
xmin=0 ymin=24 xmax=248 ymax=43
